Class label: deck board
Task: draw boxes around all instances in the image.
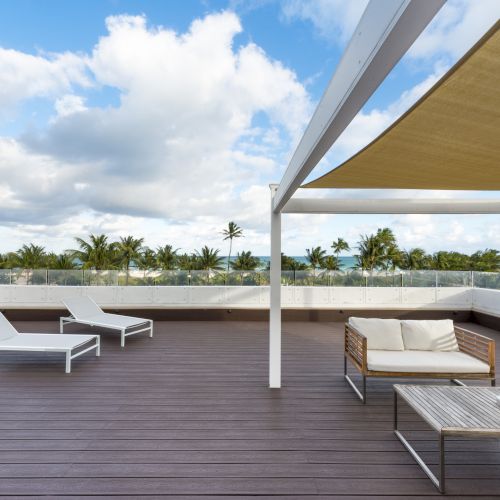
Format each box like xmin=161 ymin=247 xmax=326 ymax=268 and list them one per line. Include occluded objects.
xmin=0 ymin=319 xmax=499 ymax=498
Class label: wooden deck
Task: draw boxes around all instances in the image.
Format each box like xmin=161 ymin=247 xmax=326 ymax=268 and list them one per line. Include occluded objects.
xmin=1 ymin=319 xmax=500 ymax=498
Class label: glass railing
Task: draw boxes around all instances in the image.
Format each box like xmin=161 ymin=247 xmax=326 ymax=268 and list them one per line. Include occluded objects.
xmin=0 ymin=268 xmax=497 ymax=288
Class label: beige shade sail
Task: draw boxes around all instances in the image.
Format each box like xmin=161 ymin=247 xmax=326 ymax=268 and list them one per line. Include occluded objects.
xmin=304 ymin=21 xmax=500 ymax=190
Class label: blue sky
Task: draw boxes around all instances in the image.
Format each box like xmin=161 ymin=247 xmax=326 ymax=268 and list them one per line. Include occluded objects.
xmin=0 ymin=0 xmax=498 ymax=256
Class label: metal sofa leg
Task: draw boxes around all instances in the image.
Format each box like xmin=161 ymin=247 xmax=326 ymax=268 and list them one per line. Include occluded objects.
xmin=491 ymin=378 xmax=496 ymax=387
xmin=451 ymin=379 xmax=466 ymax=386
xmin=344 ymin=356 xmax=366 ymax=404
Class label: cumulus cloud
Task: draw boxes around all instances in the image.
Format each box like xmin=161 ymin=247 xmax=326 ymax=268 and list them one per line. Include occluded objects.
xmin=0 ymin=5 xmax=497 ymax=256
xmin=54 ymin=94 xmax=87 ymax=118
xmin=0 ymin=11 xmax=311 ymax=251
xmin=0 ymin=48 xmax=89 ymax=116
xmin=281 ymin=0 xmax=368 ymax=44
xmin=408 ymin=0 xmax=500 ymax=61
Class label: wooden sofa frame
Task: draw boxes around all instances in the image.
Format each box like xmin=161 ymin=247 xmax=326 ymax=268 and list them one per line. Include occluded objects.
xmin=344 ymin=323 xmax=496 ymax=403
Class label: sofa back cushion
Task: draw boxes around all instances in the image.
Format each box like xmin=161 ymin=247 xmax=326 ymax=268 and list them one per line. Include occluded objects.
xmin=401 ymin=319 xmax=459 ymax=351
xmin=348 ymin=317 xmax=404 ymax=351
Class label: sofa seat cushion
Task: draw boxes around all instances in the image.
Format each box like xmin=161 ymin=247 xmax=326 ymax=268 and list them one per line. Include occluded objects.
xmin=349 ymin=317 xmax=404 ymax=351
xmin=367 ymin=350 xmax=490 ymax=374
xmin=401 ymin=319 xmax=459 ymax=351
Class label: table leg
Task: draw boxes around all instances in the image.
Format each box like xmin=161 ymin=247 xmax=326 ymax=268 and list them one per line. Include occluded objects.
xmin=394 ymin=390 xmax=398 ymax=430
xmin=393 ymin=392 xmax=444 ymax=494
xmin=440 ymin=434 xmax=445 ymax=494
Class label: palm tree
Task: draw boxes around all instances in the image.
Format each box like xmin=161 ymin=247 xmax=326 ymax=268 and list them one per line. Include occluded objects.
xmin=15 ymin=244 xmax=47 ymax=268
xmin=401 ymin=248 xmax=428 ymax=270
xmin=356 ymin=234 xmax=385 ymax=271
xmin=331 ymin=238 xmax=350 ymax=268
xmin=12 ymin=244 xmax=47 ymax=284
xmin=196 ymin=246 xmax=224 ymax=270
xmin=431 ymin=251 xmax=451 ymax=270
xmin=116 ymin=236 xmax=144 ymax=285
xmin=230 ymin=251 xmax=261 ymax=285
xmin=276 ymin=253 xmax=308 ymax=271
xmin=222 ymin=222 xmax=243 ymax=277
xmin=470 ymin=249 xmax=500 ymax=272
xmin=177 ymin=253 xmax=198 ymax=271
xmin=156 ymin=245 xmax=179 ymax=270
xmin=305 ymin=246 xmax=327 ymax=274
xmin=323 ymin=255 xmax=340 ymax=271
xmin=71 ymin=234 xmax=116 ymax=270
xmin=231 ymin=251 xmax=261 ymax=271
xmin=46 ymin=252 xmax=76 ymax=270
xmin=137 ymin=247 xmax=157 ymax=270
xmin=375 ymin=228 xmax=401 ymax=270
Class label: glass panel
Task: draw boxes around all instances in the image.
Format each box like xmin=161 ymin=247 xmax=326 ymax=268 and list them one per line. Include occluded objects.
xmin=83 ymin=270 xmax=119 ymax=286
xmin=473 ymin=272 xmax=500 ymax=290
xmin=0 ymin=269 xmax=11 ymax=284
xmin=48 ymin=270 xmax=84 ymax=286
xmin=436 ymin=271 xmax=471 ymax=287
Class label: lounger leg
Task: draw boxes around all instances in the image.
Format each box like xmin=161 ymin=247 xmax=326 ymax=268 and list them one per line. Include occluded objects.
xmin=121 ymin=329 xmax=125 ymax=348
xmin=60 ymin=318 xmax=64 ymax=333
xmin=149 ymin=320 xmax=153 ymax=338
xmin=65 ymin=351 xmax=71 ymax=374
xmin=96 ymin=336 xmax=101 ymax=356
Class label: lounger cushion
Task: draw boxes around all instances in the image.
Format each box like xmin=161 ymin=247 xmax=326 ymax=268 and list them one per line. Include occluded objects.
xmin=401 ymin=319 xmax=459 ymax=351
xmin=0 ymin=333 xmax=96 ymax=351
xmin=348 ymin=317 xmax=404 ymax=351
xmin=367 ymin=350 xmax=489 ymax=373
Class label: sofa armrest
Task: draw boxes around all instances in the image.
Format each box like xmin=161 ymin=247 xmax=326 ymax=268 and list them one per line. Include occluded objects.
xmin=345 ymin=323 xmax=367 ymax=372
xmin=455 ymin=326 xmax=495 ymax=373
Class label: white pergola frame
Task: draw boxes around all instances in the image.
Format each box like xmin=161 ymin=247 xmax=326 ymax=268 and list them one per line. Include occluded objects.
xmin=269 ymin=0 xmax=500 ymax=388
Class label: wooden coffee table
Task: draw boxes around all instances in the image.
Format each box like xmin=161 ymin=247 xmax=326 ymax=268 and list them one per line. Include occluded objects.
xmin=393 ymin=384 xmax=500 ymax=493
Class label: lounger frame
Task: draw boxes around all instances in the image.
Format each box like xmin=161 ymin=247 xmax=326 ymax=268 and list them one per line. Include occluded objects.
xmin=60 ymin=297 xmax=153 ymax=347
xmin=0 ymin=335 xmax=100 ymax=373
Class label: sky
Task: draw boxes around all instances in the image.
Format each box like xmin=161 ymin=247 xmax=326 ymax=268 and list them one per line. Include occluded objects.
xmin=0 ymin=0 xmax=499 ymax=257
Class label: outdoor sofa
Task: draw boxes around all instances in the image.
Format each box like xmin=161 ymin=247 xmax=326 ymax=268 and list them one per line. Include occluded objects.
xmin=344 ymin=317 xmax=496 ymax=403
xmin=0 ymin=312 xmax=100 ymax=373
xmin=61 ymin=296 xmax=153 ymax=347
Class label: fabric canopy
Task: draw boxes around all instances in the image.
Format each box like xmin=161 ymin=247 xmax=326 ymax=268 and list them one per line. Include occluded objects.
xmin=304 ymin=21 xmax=500 ymax=190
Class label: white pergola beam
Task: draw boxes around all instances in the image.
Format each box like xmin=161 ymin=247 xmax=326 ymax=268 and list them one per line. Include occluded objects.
xmin=283 ymin=198 xmax=500 ymax=214
xmin=272 ymin=0 xmax=445 ymax=213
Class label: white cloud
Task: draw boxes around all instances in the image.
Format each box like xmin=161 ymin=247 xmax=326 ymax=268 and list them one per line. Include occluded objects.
xmin=0 ymin=5 xmax=498 ymax=257
xmin=281 ymin=0 xmax=368 ymax=44
xmin=408 ymin=0 xmax=500 ymax=61
xmin=0 ymin=11 xmax=311 ymax=253
xmin=54 ymin=94 xmax=87 ymax=118
xmin=0 ymin=48 xmax=89 ymax=116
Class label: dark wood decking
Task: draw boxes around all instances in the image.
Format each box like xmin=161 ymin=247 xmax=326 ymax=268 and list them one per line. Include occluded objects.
xmin=1 ymin=319 xmax=500 ymax=498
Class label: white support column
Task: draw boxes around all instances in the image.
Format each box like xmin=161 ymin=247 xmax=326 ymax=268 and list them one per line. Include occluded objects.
xmin=269 ymin=184 xmax=282 ymax=388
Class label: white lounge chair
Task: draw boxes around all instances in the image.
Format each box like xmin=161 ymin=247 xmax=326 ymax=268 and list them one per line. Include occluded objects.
xmin=60 ymin=296 xmax=153 ymax=347
xmin=0 ymin=312 xmax=100 ymax=373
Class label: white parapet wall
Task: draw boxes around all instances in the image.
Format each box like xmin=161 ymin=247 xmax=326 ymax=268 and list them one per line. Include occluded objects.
xmin=0 ymin=285 xmax=474 ymax=310
xmin=472 ymin=288 xmax=500 ymax=317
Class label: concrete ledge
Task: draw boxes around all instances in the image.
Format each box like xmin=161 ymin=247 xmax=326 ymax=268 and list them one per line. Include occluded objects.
xmin=2 ymin=308 xmax=472 ymax=322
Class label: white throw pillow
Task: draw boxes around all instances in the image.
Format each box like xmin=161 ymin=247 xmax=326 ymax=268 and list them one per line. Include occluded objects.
xmin=348 ymin=317 xmax=404 ymax=351
xmin=401 ymin=319 xmax=459 ymax=351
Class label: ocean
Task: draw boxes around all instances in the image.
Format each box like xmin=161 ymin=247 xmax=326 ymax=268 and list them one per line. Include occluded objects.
xmin=228 ymin=256 xmax=356 ymax=271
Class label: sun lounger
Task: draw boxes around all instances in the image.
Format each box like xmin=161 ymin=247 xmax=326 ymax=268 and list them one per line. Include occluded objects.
xmin=0 ymin=312 xmax=99 ymax=373
xmin=60 ymin=296 xmax=153 ymax=347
